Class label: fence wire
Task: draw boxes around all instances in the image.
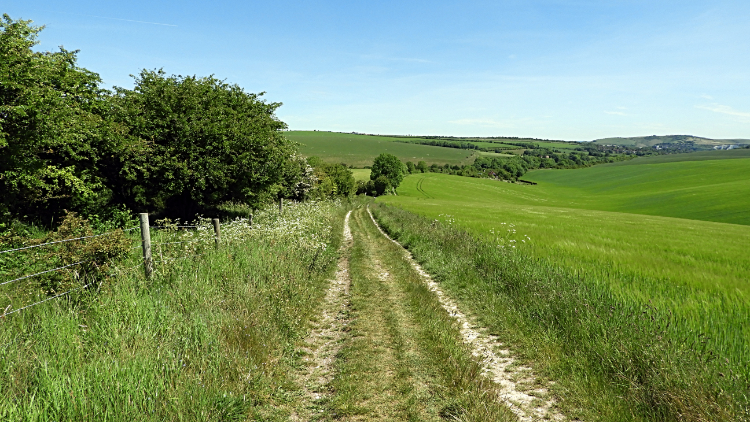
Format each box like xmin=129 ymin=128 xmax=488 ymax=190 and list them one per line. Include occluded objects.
xmin=0 ymin=260 xmax=88 ymax=288
xmin=1 ymin=226 xmax=140 ymax=255
xmin=2 ymin=281 xmax=94 ymax=318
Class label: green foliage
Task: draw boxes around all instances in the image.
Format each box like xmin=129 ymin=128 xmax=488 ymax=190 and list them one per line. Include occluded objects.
xmin=370 ymin=153 xmax=405 ymax=189
xmin=110 ymin=69 xmax=293 ymax=216
xmin=307 ymin=156 xmax=356 ymax=198
xmin=0 ymin=211 xmax=131 ymax=303
xmin=0 ymin=16 xmax=302 ymax=224
xmin=0 ymin=15 xmax=122 ymax=223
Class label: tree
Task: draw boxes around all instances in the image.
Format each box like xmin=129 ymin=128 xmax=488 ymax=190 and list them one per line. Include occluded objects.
xmin=109 ymin=70 xmax=294 ymax=216
xmin=372 ymin=175 xmax=390 ymax=196
xmin=416 ymin=161 xmax=428 ymax=173
xmin=405 ymin=161 xmax=416 ymax=174
xmin=370 ymin=153 xmax=405 ymax=190
xmin=0 ymin=15 xmax=120 ymax=224
xmin=306 ymin=157 xmax=355 ymax=199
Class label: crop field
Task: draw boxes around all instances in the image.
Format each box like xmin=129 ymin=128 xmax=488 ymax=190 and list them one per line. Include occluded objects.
xmin=285 ymin=131 xmax=476 ymax=167
xmin=378 ymin=159 xmax=750 ymax=300
xmin=376 ymin=153 xmax=750 ymax=419
xmin=351 ymin=168 xmax=371 ymax=181
xmin=522 ymin=155 xmax=750 ymax=225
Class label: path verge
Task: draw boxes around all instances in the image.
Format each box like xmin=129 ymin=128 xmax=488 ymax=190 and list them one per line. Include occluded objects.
xmin=367 ymin=206 xmax=564 ymax=422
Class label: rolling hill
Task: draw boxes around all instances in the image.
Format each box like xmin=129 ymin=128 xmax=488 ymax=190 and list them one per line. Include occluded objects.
xmin=592 ymin=134 xmax=750 ymax=149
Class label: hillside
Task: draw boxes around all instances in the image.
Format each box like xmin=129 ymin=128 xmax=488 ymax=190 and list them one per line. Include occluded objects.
xmin=521 ymin=155 xmax=750 ymax=225
xmin=592 ymin=134 xmax=750 ymax=149
xmin=284 ymin=131 xmax=479 ymax=167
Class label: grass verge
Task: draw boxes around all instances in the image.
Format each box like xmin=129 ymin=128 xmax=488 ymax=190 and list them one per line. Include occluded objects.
xmin=0 ymin=200 xmax=346 ymax=421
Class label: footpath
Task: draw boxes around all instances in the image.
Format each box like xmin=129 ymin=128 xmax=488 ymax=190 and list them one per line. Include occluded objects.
xmin=292 ymin=207 xmax=563 ymax=421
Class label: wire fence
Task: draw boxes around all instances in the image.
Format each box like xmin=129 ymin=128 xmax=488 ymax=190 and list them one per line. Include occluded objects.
xmin=0 ymin=216 xmax=221 ymax=322
xmin=0 ymin=226 xmax=139 ymax=255
xmin=0 ymin=260 xmax=89 ymax=288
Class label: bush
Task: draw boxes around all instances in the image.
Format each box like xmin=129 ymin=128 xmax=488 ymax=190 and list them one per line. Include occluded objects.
xmin=110 ymin=70 xmax=294 ymax=217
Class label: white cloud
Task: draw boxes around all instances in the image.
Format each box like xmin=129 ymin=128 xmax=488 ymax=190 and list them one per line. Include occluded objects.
xmin=696 ymin=104 xmax=750 ymax=119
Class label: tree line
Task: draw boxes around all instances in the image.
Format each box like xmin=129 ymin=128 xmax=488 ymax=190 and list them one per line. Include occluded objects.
xmin=398 ymin=148 xmax=633 ymax=181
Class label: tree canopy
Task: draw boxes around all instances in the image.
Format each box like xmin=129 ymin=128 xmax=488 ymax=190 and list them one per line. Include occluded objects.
xmin=109 ymin=70 xmax=295 ymax=215
xmin=0 ymin=15 xmax=120 ymax=223
xmin=370 ymin=153 xmax=405 ymax=190
xmin=0 ymin=15 xmax=307 ymax=224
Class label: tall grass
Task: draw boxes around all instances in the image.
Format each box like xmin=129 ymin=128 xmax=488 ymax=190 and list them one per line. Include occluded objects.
xmin=372 ymin=203 xmax=749 ymax=421
xmin=0 ymin=200 xmax=346 ymax=420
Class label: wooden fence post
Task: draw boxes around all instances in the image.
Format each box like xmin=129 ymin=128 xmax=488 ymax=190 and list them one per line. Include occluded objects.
xmin=248 ymin=213 xmax=253 ymax=227
xmin=139 ymin=213 xmax=153 ymax=278
xmin=212 ymin=218 xmax=221 ymax=249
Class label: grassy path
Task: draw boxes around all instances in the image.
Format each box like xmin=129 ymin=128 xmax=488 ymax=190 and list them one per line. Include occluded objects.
xmin=291 ymin=211 xmax=354 ymax=421
xmin=293 ymin=206 xmax=557 ymax=420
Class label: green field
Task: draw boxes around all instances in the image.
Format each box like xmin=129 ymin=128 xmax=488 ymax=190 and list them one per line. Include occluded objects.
xmin=285 ymin=131 xmax=477 ymax=167
xmin=521 ymin=155 xmax=750 ymax=225
xmin=379 ymin=160 xmax=750 ymax=299
xmin=351 ymin=168 xmax=371 ymax=181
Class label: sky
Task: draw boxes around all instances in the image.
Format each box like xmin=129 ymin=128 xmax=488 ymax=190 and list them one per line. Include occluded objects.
xmin=5 ymin=0 xmax=750 ymax=141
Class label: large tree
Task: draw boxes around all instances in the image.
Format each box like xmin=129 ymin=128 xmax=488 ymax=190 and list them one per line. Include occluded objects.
xmin=0 ymin=15 xmax=121 ymax=224
xmin=110 ymin=70 xmax=295 ymax=216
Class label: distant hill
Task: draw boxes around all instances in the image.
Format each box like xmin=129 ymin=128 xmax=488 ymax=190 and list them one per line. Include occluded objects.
xmin=591 ymin=135 xmax=750 ymax=149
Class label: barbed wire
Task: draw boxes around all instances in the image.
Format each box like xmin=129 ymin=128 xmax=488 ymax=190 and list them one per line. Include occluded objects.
xmin=0 ymin=229 xmax=132 ymax=255
xmin=0 ymin=260 xmax=88 ymax=288
xmin=2 ymin=281 xmax=94 ymax=318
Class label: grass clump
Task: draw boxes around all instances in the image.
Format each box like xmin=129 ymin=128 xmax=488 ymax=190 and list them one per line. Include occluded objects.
xmin=0 ymin=200 xmax=346 ymax=420
xmin=371 ymin=203 xmax=748 ymax=421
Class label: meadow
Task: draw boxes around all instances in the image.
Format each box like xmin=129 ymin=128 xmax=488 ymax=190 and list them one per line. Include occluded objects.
xmin=286 ymin=131 xmax=588 ymax=167
xmin=285 ymin=131 xmax=476 ymax=167
xmin=350 ymin=168 xmax=372 ymax=182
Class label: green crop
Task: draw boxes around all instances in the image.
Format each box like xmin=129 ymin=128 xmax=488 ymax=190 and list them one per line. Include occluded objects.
xmin=285 ymin=131 xmax=478 ymax=167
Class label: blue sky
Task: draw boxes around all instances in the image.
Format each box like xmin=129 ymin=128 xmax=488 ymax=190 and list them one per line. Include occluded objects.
xmin=6 ymin=0 xmax=750 ymax=141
